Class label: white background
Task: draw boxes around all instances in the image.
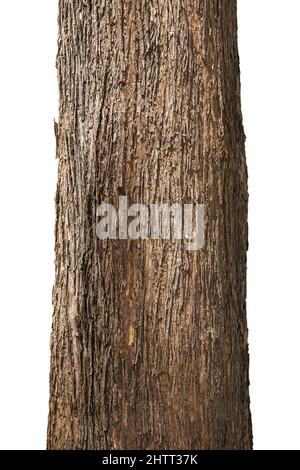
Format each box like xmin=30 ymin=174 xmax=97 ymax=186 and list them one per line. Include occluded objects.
xmin=0 ymin=0 xmax=299 ymax=450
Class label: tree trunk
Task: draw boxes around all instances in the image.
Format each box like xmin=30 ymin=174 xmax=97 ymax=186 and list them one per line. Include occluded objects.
xmin=48 ymin=0 xmax=252 ymax=450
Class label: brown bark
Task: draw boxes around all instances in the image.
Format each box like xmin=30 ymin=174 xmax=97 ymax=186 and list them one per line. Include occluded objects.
xmin=48 ymin=0 xmax=252 ymax=450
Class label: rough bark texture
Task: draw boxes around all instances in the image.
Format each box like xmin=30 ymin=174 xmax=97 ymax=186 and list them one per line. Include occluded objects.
xmin=48 ymin=0 xmax=252 ymax=450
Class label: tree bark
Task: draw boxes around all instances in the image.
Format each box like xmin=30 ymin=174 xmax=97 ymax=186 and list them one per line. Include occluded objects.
xmin=48 ymin=0 xmax=252 ymax=450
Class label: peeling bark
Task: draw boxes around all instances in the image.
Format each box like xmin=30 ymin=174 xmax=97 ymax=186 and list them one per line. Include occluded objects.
xmin=48 ymin=0 xmax=252 ymax=450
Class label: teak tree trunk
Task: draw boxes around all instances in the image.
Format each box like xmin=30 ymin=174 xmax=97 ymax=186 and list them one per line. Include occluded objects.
xmin=48 ymin=0 xmax=252 ymax=450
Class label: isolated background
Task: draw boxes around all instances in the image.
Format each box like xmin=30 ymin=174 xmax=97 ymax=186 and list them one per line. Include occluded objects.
xmin=0 ymin=0 xmax=299 ymax=450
